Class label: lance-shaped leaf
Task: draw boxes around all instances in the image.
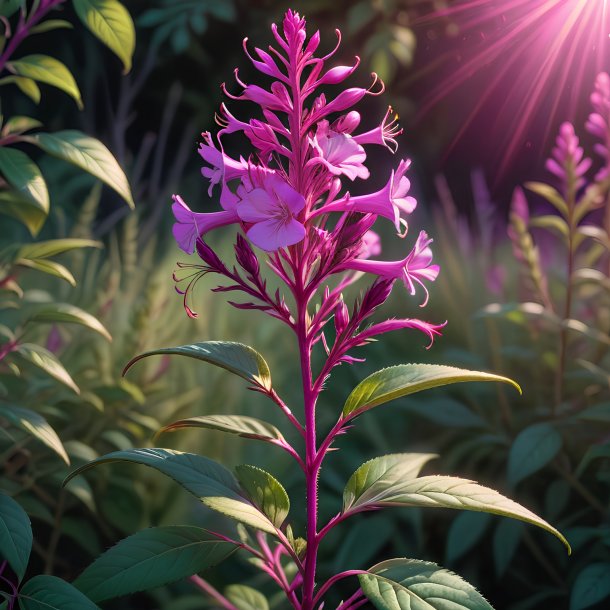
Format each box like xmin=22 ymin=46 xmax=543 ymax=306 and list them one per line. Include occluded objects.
xmin=15 ymin=343 xmax=79 ymax=393
xmin=0 ymin=76 xmax=41 ymax=104
xmin=7 ymin=55 xmax=82 ymax=108
xmin=72 ymin=0 xmax=135 ymax=74
xmin=25 ymin=303 xmax=111 ymax=342
xmin=235 ymin=465 xmax=290 ymax=528
xmin=343 ymin=454 xmax=438 ymax=513
xmin=159 ymin=415 xmax=284 ymax=443
xmin=570 ymin=563 xmax=610 ymax=610
xmin=15 ymin=258 xmax=76 ymax=285
xmin=1 ymin=116 xmax=42 ymax=135
xmin=342 ymin=364 xmax=520 ymax=419
xmin=225 ymin=585 xmax=270 ymax=610
xmin=27 ymin=131 xmax=134 ymax=208
xmin=359 ymin=558 xmax=494 ymax=610
xmin=525 ymin=181 xmax=568 ymax=217
xmin=0 ymin=405 xmax=69 ymax=464
xmin=64 ymin=448 xmax=278 ymax=534
xmin=72 ymin=526 xmax=234 ymax=602
xmin=124 ymin=341 xmax=272 ymax=390
xmin=342 ymin=471 xmax=569 ymax=552
xmin=18 ymin=238 xmax=101 ymax=260
xmin=18 ymin=575 xmax=99 ymax=609
xmin=0 ymin=493 xmax=32 ymax=583
xmin=0 ymin=190 xmax=47 ymax=235
xmin=0 ymin=146 xmax=49 ymax=213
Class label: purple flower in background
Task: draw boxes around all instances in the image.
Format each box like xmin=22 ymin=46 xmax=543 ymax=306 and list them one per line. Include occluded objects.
xmin=546 ymin=122 xmax=591 ymax=191
xmin=586 ymin=72 xmax=610 ymax=180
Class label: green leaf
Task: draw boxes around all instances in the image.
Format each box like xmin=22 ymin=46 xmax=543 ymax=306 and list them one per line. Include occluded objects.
xmin=0 ymin=493 xmax=32 ymax=583
xmin=125 ymin=341 xmax=272 ymax=390
xmin=342 ymin=364 xmax=520 ymax=419
xmin=225 ymin=585 xmax=269 ymax=610
xmin=529 ymin=215 xmax=569 ymax=240
xmin=446 ymin=512 xmax=491 ymax=564
xmin=524 ymin=182 xmax=568 ymax=217
xmin=14 ymin=343 xmax=79 ymax=393
xmin=72 ymin=526 xmax=234 ymax=602
xmin=7 ymin=55 xmax=82 ymax=109
xmin=404 ymin=398 xmax=485 ymax=429
xmin=570 ymin=563 xmax=610 ymax=610
xmin=0 ymin=405 xmax=69 ymax=464
xmin=0 ymin=190 xmax=47 ymax=235
xmin=343 ymin=454 xmax=438 ymax=513
xmin=25 ymin=303 xmax=111 ymax=341
xmin=18 ymin=575 xmax=99 ymax=610
xmin=0 ymin=76 xmax=41 ymax=103
xmin=18 ymin=238 xmax=102 ymax=260
xmin=29 ymin=20 xmax=74 ymax=35
xmin=0 ymin=147 xmax=49 ymax=213
xmin=72 ymin=0 xmax=135 ymax=73
xmin=576 ymin=443 xmax=610 ymax=477
xmin=342 ymin=468 xmax=570 ymax=552
xmin=359 ymin=558 xmax=494 ymax=610
xmin=15 ymin=258 xmax=76 ymax=285
xmin=0 ymin=0 xmax=23 ymax=18
xmin=493 ymin=519 xmax=523 ymax=577
xmin=507 ymin=423 xmax=562 ymax=486
xmin=159 ymin=415 xmax=284 ymax=442
xmin=27 ymin=131 xmax=134 ymax=208
xmin=235 ymin=465 xmax=290 ymax=528
xmin=1 ymin=117 xmax=42 ymax=135
xmin=64 ymin=449 xmax=278 ymax=534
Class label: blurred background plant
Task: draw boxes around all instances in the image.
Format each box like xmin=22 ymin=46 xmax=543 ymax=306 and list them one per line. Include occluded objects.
xmin=1 ymin=1 xmax=609 ymax=609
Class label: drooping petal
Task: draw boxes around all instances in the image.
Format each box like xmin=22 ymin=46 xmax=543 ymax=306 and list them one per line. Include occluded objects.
xmin=246 ymin=217 xmax=305 ymax=251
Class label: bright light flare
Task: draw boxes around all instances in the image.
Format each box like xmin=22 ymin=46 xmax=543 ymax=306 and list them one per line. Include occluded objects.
xmin=412 ymin=0 xmax=610 ymax=177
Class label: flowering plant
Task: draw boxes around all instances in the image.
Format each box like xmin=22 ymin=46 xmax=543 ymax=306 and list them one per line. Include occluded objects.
xmin=64 ymin=11 xmax=569 ymax=610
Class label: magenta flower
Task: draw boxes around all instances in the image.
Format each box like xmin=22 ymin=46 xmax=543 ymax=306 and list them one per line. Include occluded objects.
xmin=315 ymin=159 xmax=416 ymax=234
xmin=353 ymin=106 xmax=403 ymax=153
xmin=172 ymin=195 xmax=239 ymax=254
xmin=236 ymin=172 xmax=306 ymax=251
xmin=198 ymin=131 xmax=248 ymax=196
xmin=546 ymin=122 xmax=591 ymax=191
xmin=586 ymin=72 xmax=610 ymax=180
xmin=309 ymin=120 xmax=369 ymax=181
xmin=342 ymin=231 xmax=440 ymax=305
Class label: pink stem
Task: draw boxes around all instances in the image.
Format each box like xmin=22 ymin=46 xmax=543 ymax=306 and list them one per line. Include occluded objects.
xmin=336 ymin=589 xmax=365 ymax=610
xmin=313 ymin=570 xmax=368 ymax=606
xmin=190 ymin=575 xmax=239 ymax=610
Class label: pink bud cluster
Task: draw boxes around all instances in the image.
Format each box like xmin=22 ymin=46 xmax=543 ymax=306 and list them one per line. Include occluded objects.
xmin=586 ymin=72 xmax=610 ymax=180
xmin=172 ymin=10 xmax=442 ymax=354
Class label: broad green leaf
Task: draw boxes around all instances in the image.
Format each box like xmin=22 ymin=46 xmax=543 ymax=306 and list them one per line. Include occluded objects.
xmin=27 ymin=131 xmax=134 ymax=208
xmin=8 ymin=55 xmax=82 ymax=108
xmin=0 ymin=404 xmax=69 ymax=463
xmin=225 ymin=585 xmax=269 ymax=610
xmin=0 ymin=493 xmax=32 ymax=582
xmin=342 ymin=470 xmax=569 ymax=552
xmin=125 ymin=341 xmax=272 ymax=390
xmin=64 ymin=449 xmax=277 ymax=534
xmin=576 ymin=443 xmax=610 ymax=477
xmin=570 ymin=563 xmax=610 ymax=610
xmin=1 ymin=116 xmax=42 ymax=135
xmin=0 ymin=147 xmax=49 ymax=213
xmin=342 ymin=364 xmax=520 ymax=418
xmin=0 ymin=191 xmax=47 ymax=235
xmin=446 ymin=512 xmax=491 ymax=564
xmin=235 ymin=465 xmax=290 ymax=528
xmin=493 ymin=519 xmax=523 ymax=577
xmin=73 ymin=526 xmax=234 ymax=602
xmin=72 ymin=0 xmax=135 ymax=73
xmin=507 ymin=423 xmax=562 ymax=486
xmin=524 ymin=182 xmax=568 ymax=217
xmin=14 ymin=343 xmax=79 ymax=393
xmin=18 ymin=238 xmax=101 ymax=260
xmin=29 ymin=19 xmax=74 ymax=35
xmin=359 ymin=558 xmax=494 ymax=610
xmin=0 ymin=76 xmax=41 ymax=103
xmin=160 ymin=415 xmax=284 ymax=442
xmin=25 ymin=303 xmax=111 ymax=341
xmin=343 ymin=454 xmax=438 ymax=512
xmin=18 ymin=575 xmax=99 ymax=610
xmin=15 ymin=258 xmax=76 ymax=285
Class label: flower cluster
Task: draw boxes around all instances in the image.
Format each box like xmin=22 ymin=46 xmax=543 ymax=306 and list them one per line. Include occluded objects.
xmin=172 ymin=10 xmax=442 ymax=351
xmin=586 ymin=72 xmax=610 ymax=180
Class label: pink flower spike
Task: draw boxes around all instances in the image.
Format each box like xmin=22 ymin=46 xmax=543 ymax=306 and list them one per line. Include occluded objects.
xmin=172 ymin=195 xmax=240 ymax=254
xmin=309 ymin=120 xmax=369 ymax=181
xmin=237 ymin=173 xmax=306 ymax=251
xmin=343 ymin=230 xmax=439 ymax=306
xmin=353 ymin=106 xmax=403 ymax=153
